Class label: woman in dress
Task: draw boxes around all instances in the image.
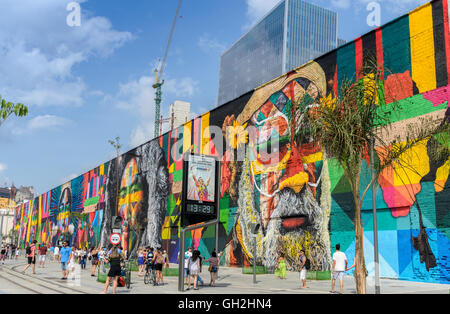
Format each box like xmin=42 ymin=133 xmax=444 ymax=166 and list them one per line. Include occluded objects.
xmin=137 ymin=248 xmax=145 ymax=277
xmin=187 ymin=250 xmax=201 ymax=290
xmin=207 ymin=250 xmax=223 ymax=287
xmin=274 ymin=253 xmax=287 ymax=279
xmin=103 ymin=245 xmax=125 ymax=294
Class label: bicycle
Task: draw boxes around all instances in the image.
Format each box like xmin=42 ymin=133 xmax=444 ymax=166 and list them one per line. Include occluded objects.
xmin=144 ymin=262 xmax=157 ymax=286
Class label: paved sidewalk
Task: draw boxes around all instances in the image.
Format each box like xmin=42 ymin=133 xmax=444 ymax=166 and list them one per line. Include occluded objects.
xmin=1 ymin=258 xmax=448 ymax=294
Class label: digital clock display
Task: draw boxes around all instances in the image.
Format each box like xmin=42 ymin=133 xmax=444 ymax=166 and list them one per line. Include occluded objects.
xmin=186 ymin=203 xmax=215 ymax=215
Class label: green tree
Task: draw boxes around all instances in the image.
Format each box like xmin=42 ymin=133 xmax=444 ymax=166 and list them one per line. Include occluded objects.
xmin=293 ymin=59 xmax=448 ymax=294
xmin=0 ymin=96 xmax=28 ymax=127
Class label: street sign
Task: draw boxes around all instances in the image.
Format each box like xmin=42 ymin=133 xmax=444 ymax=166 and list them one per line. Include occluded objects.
xmin=181 ymin=153 xmax=220 ymax=227
xmin=109 ymin=233 xmax=121 ymax=246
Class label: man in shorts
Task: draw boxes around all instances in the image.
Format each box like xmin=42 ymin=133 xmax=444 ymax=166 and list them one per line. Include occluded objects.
xmin=298 ymin=250 xmax=307 ymax=289
xmin=59 ymin=241 xmax=72 ymax=280
xmin=38 ymin=244 xmax=48 ymax=268
xmin=331 ymin=243 xmax=347 ymax=294
xmin=22 ymin=240 xmax=37 ymax=274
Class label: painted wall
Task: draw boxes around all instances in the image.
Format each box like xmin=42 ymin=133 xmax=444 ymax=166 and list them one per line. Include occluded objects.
xmin=14 ymin=0 xmax=450 ymax=283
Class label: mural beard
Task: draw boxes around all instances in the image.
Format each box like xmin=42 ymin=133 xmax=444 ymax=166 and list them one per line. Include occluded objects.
xmin=100 ymin=140 xmax=169 ymax=257
xmin=237 ymin=158 xmax=331 ymax=272
xmin=135 ymin=141 xmax=169 ymax=250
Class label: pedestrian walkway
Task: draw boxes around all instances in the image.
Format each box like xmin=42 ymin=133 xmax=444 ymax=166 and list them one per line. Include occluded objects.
xmin=0 ymin=258 xmax=448 ymax=294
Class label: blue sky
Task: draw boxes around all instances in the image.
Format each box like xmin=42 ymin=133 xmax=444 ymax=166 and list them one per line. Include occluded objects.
xmin=0 ymin=0 xmax=428 ymax=196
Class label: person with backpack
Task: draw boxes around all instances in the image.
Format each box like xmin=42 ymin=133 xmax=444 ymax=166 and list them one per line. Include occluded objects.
xmin=22 ymin=240 xmax=37 ymax=274
xmin=152 ymin=247 xmax=166 ymax=286
xmin=298 ymin=250 xmax=310 ymax=289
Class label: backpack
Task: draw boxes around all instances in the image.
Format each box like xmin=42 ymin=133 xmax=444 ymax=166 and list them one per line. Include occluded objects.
xmin=26 ymin=246 xmax=32 ymax=255
xmin=305 ymin=258 xmax=311 ymax=270
xmin=118 ymin=276 xmax=125 ymax=287
xmin=156 ymin=253 xmax=164 ymax=264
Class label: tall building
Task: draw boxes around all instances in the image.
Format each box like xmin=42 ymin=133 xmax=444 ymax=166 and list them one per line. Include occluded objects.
xmin=218 ymin=0 xmax=340 ymax=105
xmin=169 ymin=100 xmax=190 ymax=130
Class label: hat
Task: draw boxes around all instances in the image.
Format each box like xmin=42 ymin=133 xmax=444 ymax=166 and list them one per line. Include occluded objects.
xmin=237 ymin=61 xmax=326 ymax=125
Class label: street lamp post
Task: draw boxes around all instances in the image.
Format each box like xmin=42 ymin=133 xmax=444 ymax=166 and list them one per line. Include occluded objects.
xmin=371 ymin=131 xmax=381 ymax=294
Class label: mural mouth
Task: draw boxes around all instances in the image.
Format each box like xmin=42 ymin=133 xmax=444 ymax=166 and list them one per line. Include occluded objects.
xmin=280 ymin=215 xmax=309 ymax=233
xmin=269 ymin=188 xmax=317 ymax=236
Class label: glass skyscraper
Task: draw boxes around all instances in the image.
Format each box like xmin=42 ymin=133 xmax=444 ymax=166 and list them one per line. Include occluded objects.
xmin=218 ymin=0 xmax=339 ymax=106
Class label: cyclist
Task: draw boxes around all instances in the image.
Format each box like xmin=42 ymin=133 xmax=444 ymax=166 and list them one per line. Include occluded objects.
xmin=144 ymin=247 xmax=156 ymax=284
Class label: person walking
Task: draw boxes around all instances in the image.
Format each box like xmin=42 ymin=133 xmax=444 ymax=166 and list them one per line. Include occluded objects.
xmin=49 ymin=246 xmax=54 ymax=262
xmin=206 ymin=250 xmax=222 ymax=287
xmin=69 ymin=246 xmax=77 ymax=273
xmin=22 ymin=240 xmax=37 ymax=274
xmin=298 ymin=250 xmax=308 ymax=288
xmin=59 ymin=241 xmax=72 ymax=280
xmin=54 ymin=245 xmax=60 ymax=262
xmin=103 ymin=245 xmax=125 ymax=294
xmin=0 ymin=244 xmax=6 ymax=264
xmin=330 ymin=243 xmax=348 ymax=294
xmin=90 ymin=247 xmax=99 ymax=277
xmin=275 ymin=253 xmax=287 ymax=280
xmin=80 ymin=248 xmax=87 ymax=270
xmin=11 ymin=244 xmax=16 ymax=260
xmin=15 ymin=246 xmax=20 ymax=260
xmin=38 ymin=244 xmax=48 ymax=268
xmin=183 ymin=247 xmax=192 ymax=285
xmin=137 ymin=248 xmax=145 ymax=277
xmin=195 ymin=250 xmax=204 ymax=287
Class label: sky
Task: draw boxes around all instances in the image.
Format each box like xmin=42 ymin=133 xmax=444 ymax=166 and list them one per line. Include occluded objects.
xmin=0 ymin=0 xmax=428 ymax=196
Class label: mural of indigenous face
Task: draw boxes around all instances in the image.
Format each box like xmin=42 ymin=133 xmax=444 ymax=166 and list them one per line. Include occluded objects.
xmin=118 ymin=157 xmax=144 ymax=253
xmin=83 ymin=174 xmax=106 ymax=247
xmin=57 ymin=186 xmax=72 ymax=234
xmin=227 ymin=62 xmax=332 ymax=271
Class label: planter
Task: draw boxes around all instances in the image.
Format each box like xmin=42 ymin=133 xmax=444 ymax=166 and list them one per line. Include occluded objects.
xmin=306 ymin=270 xmax=331 ymax=280
xmin=242 ymin=266 xmax=268 ymax=275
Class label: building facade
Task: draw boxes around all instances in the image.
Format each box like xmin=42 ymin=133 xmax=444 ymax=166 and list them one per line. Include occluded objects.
xmin=14 ymin=0 xmax=450 ymax=284
xmin=169 ymin=100 xmax=191 ymax=130
xmin=218 ymin=0 xmax=340 ymax=106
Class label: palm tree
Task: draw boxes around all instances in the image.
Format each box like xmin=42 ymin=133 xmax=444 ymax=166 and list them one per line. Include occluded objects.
xmin=293 ymin=59 xmax=448 ymax=293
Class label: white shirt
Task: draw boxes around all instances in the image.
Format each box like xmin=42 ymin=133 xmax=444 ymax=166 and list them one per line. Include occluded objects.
xmin=332 ymin=251 xmax=347 ymax=272
xmin=54 ymin=247 xmax=59 ymax=255
xmin=184 ymin=251 xmax=192 ymax=268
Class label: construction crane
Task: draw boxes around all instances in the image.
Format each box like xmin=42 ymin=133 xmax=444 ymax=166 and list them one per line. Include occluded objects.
xmin=153 ymin=0 xmax=183 ymax=138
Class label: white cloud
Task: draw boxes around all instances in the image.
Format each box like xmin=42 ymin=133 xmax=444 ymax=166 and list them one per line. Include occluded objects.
xmin=0 ymin=163 xmax=7 ymax=172
xmin=245 ymin=0 xmax=282 ymax=29
xmin=12 ymin=115 xmax=72 ymax=135
xmin=198 ymin=34 xmax=227 ymax=54
xmin=110 ymin=74 xmax=199 ymax=147
xmin=0 ymin=0 xmax=133 ymax=107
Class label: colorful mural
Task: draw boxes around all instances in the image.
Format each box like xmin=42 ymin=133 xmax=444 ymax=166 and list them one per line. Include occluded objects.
xmin=14 ymin=0 xmax=450 ymax=284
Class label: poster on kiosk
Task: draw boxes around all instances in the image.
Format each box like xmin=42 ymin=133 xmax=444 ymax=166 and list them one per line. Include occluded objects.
xmin=181 ymin=153 xmax=219 ymax=227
